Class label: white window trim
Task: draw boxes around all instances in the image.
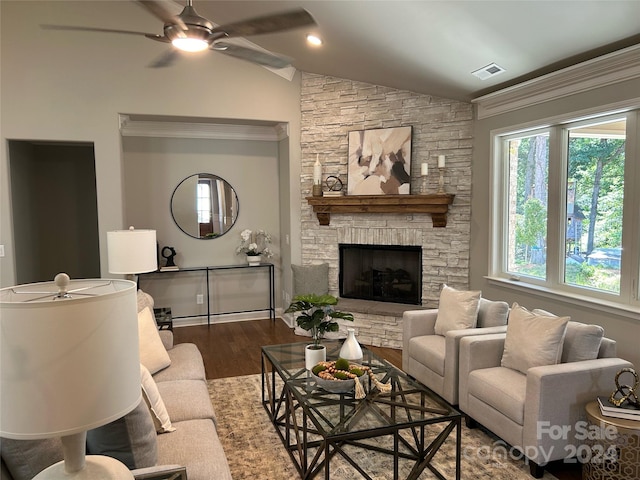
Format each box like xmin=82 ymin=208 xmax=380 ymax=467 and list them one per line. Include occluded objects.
xmin=489 ymin=104 xmax=640 ymax=317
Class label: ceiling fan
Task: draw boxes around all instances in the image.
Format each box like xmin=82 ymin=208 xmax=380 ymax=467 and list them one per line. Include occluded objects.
xmin=42 ymin=0 xmax=316 ymax=69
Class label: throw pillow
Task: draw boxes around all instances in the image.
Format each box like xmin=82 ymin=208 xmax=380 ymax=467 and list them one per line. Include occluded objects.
xmin=292 ymin=263 xmax=329 ymax=297
xmin=86 ymin=399 xmax=158 ymax=469
xmin=561 ymin=321 xmax=605 ymax=362
xmin=0 ymin=438 xmax=63 ymax=480
xmin=138 ymin=306 xmax=171 ymax=374
xmin=137 ymin=289 xmax=154 ymax=313
xmin=434 ymin=284 xmax=481 ymax=336
xmin=532 ymin=310 xmax=605 ymax=362
xmin=476 ymin=298 xmax=510 ymax=328
xmin=501 ymin=303 xmax=570 ymax=374
xmin=140 ymin=364 xmax=176 ymax=434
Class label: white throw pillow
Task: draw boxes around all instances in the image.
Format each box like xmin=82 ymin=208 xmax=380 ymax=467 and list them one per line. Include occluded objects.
xmin=501 ymin=303 xmax=570 ymax=374
xmin=138 ymin=306 xmax=171 ymax=374
xmin=140 ymin=364 xmax=175 ymax=434
xmin=434 ymin=284 xmax=481 ymax=336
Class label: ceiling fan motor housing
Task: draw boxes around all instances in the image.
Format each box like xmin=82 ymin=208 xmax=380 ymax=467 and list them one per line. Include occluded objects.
xmin=164 ymin=5 xmax=217 ymax=44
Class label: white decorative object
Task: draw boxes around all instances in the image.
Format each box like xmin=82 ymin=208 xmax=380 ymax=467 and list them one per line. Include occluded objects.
xmin=314 ymin=154 xmax=322 ymax=185
xmin=421 ymin=162 xmax=429 ymax=176
xmin=246 ymin=255 xmax=262 ymax=266
xmin=305 ymin=344 xmax=326 ymax=370
xmin=339 ymin=328 xmax=363 ymax=362
xmin=438 ymin=155 xmax=446 ymax=168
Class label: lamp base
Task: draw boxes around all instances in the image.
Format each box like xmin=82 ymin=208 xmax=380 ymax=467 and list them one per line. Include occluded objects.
xmin=34 ymin=456 xmax=134 ymax=480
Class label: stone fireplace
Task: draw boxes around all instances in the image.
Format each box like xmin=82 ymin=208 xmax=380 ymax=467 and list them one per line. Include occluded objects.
xmin=298 ymin=73 xmax=473 ymax=348
xmin=339 ymin=244 xmax=422 ymax=305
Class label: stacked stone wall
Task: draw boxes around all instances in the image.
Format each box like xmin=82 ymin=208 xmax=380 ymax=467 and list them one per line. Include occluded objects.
xmin=299 ymin=73 xmax=473 ymax=348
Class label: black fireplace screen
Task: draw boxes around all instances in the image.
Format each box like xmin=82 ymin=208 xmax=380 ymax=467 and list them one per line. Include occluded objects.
xmin=339 ymin=244 xmax=422 ymax=305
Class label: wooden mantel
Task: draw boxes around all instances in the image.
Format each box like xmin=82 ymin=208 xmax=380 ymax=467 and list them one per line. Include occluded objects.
xmin=306 ymin=194 xmax=455 ymax=227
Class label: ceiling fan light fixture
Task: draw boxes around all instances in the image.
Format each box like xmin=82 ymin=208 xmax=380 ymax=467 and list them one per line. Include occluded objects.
xmin=172 ymin=37 xmax=209 ymax=52
xmin=306 ymin=34 xmax=322 ymax=46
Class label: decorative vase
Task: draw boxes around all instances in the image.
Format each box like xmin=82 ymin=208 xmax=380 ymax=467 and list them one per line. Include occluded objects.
xmin=246 ymin=255 xmax=261 ymax=266
xmin=339 ymin=328 xmax=363 ymax=362
xmin=305 ymin=344 xmax=326 ymax=371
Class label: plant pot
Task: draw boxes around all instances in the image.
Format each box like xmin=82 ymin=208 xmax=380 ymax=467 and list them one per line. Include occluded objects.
xmin=246 ymin=255 xmax=261 ymax=266
xmin=305 ymin=344 xmax=326 ymax=371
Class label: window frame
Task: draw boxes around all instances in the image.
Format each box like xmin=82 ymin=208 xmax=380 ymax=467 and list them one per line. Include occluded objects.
xmin=489 ymin=109 xmax=640 ymax=317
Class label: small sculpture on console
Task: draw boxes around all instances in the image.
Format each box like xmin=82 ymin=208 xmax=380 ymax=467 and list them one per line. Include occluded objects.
xmin=160 ymin=246 xmax=179 ymax=271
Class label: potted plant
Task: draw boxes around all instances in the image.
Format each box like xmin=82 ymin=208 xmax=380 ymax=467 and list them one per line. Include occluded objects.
xmin=235 ymin=229 xmax=273 ymax=265
xmin=285 ymin=294 xmax=354 ymax=369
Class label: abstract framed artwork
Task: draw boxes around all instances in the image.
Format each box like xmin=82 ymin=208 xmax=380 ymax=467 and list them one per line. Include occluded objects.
xmin=347 ymin=126 xmax=412 ymax=195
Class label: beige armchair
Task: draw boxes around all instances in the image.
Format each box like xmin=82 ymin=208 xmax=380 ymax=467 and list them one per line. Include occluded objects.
xmin=458 ymin=314 xmax=634 ymax=478
xmin=402 ymin=297 xmax=509 ymax=405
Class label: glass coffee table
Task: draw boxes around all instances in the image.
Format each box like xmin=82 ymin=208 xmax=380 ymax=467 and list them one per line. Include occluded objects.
xmin=261 ymin=341 xmax=461 ymax=480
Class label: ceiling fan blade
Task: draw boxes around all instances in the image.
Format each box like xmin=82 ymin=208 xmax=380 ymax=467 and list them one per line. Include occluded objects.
xmin=134 ymin=0 xmax=187 ymax=30
xmin=211 ymin=9 xmax=315 ymax=38
xmin=41 ymin=24 xmax=158 ymax=37
xmin=214 ymin=42 xmax=292 ymax=69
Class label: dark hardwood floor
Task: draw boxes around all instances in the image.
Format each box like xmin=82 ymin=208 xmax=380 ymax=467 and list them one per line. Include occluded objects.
xmin=172 ymin=318 xmax=581 ymax=480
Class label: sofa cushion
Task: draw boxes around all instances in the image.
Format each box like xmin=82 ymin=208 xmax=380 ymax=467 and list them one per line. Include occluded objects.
xmin=152 ymin=343 xmax=206 ymax=383
xmin=156 ymin=419 xmax=232 ymax=480
xmin=139 ymin=306 xmax=171 ymax=375
xmin=562 ymin=321 xmax=605 ymax=362
xmin=434 ymin=285 xmax=481 ymax=335
xmin=501 ymin=303 xmax=570 ymax=374
xmin=157 ymin=380 xmax=217 ymax=424
xmin=408 ymin=335 xmax=446 ymax=376
xmin=0 ymin=438 xmax=63 ymax=480
xmin=137 ymin=289 xmax=155 ymax=313
xmin=292 ymin=263 xmax=329 ymax=296
xmin=468 ymin=366 xmax=527 ymax=425
xmin=477 ymin=298 xmax=510 ymax=328
xmin=141 ymin=364 xmax=176 ymax=434
xmin=86 ymin=399 xmax=158 ymax=469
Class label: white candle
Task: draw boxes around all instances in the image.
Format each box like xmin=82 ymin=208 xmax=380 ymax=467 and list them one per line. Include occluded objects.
xmin=421 ymin=162 xmax=428 ymax=176
xmin=313 ymin=154 xmax=322 ymax=185
xmin=438 ymin=155 xmax=446 ymax=168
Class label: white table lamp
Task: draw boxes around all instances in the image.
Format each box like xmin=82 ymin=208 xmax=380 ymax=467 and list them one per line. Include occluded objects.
xmin=0 ymin=274 xmax=141 ymax=479
xmin=107 ymin=227 xmax=157 ymax=280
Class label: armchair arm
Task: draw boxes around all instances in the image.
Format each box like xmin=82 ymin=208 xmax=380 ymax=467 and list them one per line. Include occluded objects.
xmin=523 ymin=357 xmax=635 ymax=464
xmin=442 ymin=325 xmax=509 ymax=403
xmin=158 ymin=330 xmax=174 ymax=350
xmin=458 ymin=333 xmax=506 ymax=412
xmin=402 ymin=309 xmax=437 ymax=371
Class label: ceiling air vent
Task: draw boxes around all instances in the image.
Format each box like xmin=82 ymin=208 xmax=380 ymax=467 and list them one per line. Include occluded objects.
xmin=472 ymin=63 xmax=506 ymax=80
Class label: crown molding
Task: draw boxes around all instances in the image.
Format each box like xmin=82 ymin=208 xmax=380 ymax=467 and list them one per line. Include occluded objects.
xmin=120 ymin=115 xmax=288 ymax=141
xmin=473 ymin=44 xmax=640 ymax=119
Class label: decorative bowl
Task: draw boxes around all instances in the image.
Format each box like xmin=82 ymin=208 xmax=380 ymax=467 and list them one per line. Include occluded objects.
xmin=311 ymin=362 xmax=367 ymax=393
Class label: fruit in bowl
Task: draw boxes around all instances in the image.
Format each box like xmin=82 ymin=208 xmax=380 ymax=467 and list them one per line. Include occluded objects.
xmin=311 ymin=358 xmax=368 ymax=394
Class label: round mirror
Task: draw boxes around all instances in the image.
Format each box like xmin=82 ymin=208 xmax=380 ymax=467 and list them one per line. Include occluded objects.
xmin=170 ymin=173 xmax=239 ymax=239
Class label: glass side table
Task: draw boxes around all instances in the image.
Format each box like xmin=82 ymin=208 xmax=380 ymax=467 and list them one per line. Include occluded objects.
xmin=153 ymin=307 xmax=173 ymax=331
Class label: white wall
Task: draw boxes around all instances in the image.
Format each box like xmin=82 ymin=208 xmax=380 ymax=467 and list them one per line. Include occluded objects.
xmin=470 ymin=77 xmax=640 ymax=369
xmin=0 ymin=1 xmax=302 ymax=297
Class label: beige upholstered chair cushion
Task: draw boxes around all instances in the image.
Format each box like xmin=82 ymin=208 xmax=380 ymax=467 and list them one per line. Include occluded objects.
xmin=501 ymin=303 xmax=570 ymax=374
xmin=434 ymin=284 xmax=481 ymax=335
xmin=476 ymin=298 xmax=510 ymax=328
xmin=138 ymin=306 xmax=171 ymax=374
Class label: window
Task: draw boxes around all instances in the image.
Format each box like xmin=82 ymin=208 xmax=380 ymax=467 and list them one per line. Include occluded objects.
xmin=491 ymin=111 xmax=639 ymax=311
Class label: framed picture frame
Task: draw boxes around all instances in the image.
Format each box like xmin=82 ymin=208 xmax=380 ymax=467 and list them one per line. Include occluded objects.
xmin=347 ymin=126 xmax=412 ymax=195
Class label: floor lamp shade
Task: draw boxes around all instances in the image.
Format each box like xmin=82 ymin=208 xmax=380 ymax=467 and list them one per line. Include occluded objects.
xmin=107 ymin=227 xmax=157 ymax=274
xmin=0 ymin=276 xmax=141 ymax=440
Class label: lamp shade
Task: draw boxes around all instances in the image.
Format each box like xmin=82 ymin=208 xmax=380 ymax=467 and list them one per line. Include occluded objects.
xmin=107 ymin=227 xmax=157 ymax=274
xmin=0 ymin=275 xmax=141 ymax=440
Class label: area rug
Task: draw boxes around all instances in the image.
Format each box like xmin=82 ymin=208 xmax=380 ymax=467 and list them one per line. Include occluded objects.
xmin=208 ymin=374 xmax=558 ymax=479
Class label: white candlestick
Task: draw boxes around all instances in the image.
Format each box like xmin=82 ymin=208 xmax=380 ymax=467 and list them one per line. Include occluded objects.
xmin=438 ymin=155 xmax=446 ymax=168
xmin=313 ymin=154 xmax=322 ymax=185
xmin=421 ymin=162 xmax=428 ymax=176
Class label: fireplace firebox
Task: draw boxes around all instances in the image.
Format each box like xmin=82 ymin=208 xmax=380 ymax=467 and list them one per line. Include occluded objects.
xmin=339 ymin=244 xmax=422 ymax=305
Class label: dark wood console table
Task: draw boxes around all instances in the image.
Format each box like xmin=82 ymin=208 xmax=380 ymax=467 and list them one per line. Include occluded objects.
xmin=140 ymin=263 xmax=275 ymax=325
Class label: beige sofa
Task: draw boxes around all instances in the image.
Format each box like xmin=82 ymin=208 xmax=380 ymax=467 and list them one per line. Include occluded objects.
xmin=1 ymin=291 xmax=232 ymax=480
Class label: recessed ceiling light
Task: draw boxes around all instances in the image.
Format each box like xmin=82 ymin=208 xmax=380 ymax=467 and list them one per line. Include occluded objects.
xmin=472 ymin=63 xmax=506 ymax=80
xmin=306 ymin=34 xmax=323 ymax=46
